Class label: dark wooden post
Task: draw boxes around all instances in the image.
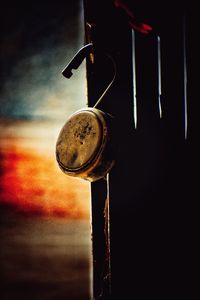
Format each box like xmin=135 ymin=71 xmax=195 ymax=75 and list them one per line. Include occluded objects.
xmin=83 ymin=1 xmax=134 ymax=298
xmin=83 ymin=1 xmax=196 ymax=299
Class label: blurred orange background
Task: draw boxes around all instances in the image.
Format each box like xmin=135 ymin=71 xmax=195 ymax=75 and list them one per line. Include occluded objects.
xmin=0 ymin=119 xmax=90 ymax=219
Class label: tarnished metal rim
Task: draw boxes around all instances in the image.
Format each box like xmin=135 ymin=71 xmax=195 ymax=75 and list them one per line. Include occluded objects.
xmin=56 ymin=107 xmax=110 ymax=176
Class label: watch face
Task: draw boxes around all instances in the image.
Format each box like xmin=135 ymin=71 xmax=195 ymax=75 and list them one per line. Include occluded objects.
xmin=56 ymin=110 xmax=103 ymax=172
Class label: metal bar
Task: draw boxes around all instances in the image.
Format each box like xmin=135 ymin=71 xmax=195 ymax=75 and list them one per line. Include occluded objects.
xmin=157 ymin=35 xmax=162 ymax=118
xmin=183 ymin=16 xmax=188 ymax=139
xmin=132 ymin=29 xmax=137 ymax=129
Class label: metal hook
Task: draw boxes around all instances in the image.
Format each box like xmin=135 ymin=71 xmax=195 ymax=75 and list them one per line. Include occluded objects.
xmin=62 ymin=43 xmax=117 ymax=109
xmin=62 ymin=43 xmax=93 ymax=78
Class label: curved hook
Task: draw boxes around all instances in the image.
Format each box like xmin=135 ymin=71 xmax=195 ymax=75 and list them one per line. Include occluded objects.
xmin=93 ymin=54 xmax=116 ymax=108
xmin=62 ymin=43 xmax=93 ymax=78
xmin=62 ymin=43 xmax=116 ymax=109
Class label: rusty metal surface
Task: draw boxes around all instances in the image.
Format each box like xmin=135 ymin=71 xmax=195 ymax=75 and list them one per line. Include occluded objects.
xmin=56 ymin=110 xmax=103 ymax=169
xmin=56 ymin=108 xmax=115 ymax=182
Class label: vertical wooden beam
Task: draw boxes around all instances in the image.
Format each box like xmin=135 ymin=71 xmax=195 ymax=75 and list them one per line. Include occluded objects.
xmin=83 ymin=2 xmax=118 ymax=299
xmin=83 ymin=1 xmax=134 ymax=299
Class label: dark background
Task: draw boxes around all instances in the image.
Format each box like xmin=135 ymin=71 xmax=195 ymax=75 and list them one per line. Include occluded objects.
xmin=84 ymin=1 xmax=199 ymax=298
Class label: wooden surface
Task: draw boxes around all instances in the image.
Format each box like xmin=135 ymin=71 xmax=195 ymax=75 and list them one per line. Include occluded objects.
xmin=83 ymin=1 xmax=197 ymax=298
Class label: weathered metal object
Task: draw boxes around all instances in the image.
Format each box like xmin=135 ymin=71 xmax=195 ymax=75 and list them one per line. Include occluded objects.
xmin=56 ymin=108 xmax=115 ymax=182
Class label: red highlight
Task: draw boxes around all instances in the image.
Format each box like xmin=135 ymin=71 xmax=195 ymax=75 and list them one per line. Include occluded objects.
xmin=113 ymin=0 xmax=152 ymax=34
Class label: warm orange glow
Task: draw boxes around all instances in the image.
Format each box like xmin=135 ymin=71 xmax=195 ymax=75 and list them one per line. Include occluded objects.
xmin=0 ymin=120 xmax=91 ymax=218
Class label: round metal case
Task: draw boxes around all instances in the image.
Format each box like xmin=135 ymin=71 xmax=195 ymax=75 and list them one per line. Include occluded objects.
xmin=56 ymin=108 xmax=115 ymax=182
